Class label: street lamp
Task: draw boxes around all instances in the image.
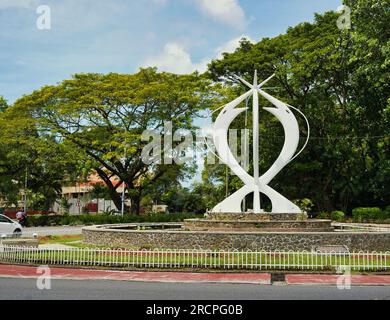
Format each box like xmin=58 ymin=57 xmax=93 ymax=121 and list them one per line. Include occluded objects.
xmin=121 ymin=130 xmax=127 ymax=216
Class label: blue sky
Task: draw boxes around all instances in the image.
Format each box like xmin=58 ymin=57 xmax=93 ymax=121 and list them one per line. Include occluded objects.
xmin=0 ymin=0 xmax=343 ymax=103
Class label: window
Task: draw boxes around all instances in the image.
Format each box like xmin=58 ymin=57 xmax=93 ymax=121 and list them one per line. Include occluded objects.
xmin=0 ymin=215 xmax=12 ymax=223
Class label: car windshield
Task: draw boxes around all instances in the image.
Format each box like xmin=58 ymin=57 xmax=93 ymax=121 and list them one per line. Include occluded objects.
xmin=0 ymin=215 xmax=13 ymax=223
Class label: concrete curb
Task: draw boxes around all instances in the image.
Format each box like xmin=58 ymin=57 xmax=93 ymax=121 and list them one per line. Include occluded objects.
xmin=1 ymin=265 xmax=390 ymax=286
xmin=286 ymin=274 xmax=390 ymax=286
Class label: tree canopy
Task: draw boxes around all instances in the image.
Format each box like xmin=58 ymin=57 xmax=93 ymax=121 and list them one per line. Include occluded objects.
xmin=4 ymin=68 xmax=215 ymax=214
xmin=0 ymin=0 xmax=388 ymax=215
xmin=205 ymin=0 xmax=389 ymax=212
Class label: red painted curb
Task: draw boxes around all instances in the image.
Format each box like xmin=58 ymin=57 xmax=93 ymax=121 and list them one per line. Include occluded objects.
xmin=2 ymin=265 xmax=389 ymax=286
xmin=286 ymin=274 xmax=390 ymax=286
xmin=0 ymin=265 xmax=271 ymax=284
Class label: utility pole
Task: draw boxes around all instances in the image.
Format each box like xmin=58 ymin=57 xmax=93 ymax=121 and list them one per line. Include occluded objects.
xmin=23 ymin=167 xmax=28 ymax=213
xmin=121 ymin=180 xmax=125 ymax=216
xmin=121 ymin=130 xmax=127 ymax=216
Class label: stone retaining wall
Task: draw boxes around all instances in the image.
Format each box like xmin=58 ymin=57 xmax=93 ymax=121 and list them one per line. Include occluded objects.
xmin=82 ymin=224 xmax=390 ymax=252
xmin=0 ymin=239 xmax=39 ymax=248
xmin=184 ymin=219 xmax=333 ymax=232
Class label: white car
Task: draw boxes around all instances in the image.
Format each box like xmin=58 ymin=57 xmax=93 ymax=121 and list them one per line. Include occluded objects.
xmin=0 ymin=214 xmax=23 ymax=237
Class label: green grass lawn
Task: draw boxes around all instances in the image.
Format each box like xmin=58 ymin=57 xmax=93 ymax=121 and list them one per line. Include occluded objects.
xmin=1 ymin=235 xmax=387 ymax=272
xmin=2 ymin=246 xmax=389 ymax=272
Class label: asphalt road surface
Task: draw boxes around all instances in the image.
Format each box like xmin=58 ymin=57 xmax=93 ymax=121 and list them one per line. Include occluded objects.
xmin=0 ymin=278 xmax=389 ymax=300
xmin=23 ymin=226 xmax=83 ymax=236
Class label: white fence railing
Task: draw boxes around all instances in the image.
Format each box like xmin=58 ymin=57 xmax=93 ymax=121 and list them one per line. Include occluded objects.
xmin=0 ymin=245 xmax=389 ymax=271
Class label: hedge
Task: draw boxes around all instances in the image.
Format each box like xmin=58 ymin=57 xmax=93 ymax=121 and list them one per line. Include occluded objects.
xmin=352 ymin=207 xmax=387 ymax=222
xmin=314 ymin=208 xmax=390 ymax=223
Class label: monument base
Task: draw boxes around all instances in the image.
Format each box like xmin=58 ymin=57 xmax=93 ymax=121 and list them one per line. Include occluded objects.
xmin=82 ymin=224 xmax=390 ymax=252
xmin=183 ymin=219 xmax=333 ymax=232
xmin=185 ymin=212 xmax=333 ymax=232
xmin=207 ymin=212 xmax=306 ymax=221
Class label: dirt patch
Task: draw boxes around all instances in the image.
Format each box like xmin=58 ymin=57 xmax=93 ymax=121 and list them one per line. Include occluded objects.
xmin=38 ymin=235 xmax=81 ymax=242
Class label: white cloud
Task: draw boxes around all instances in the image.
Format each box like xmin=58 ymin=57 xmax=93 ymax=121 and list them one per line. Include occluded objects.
xmin=143 ymin=35 xmax=253 ymax=74
xmin=214 ymin=35 xmax=253 ymax=59
xmin=144 ymin=42 xmax=208 ymax=74
xmin=196 ymin=0 xmax=246 ymax=30
xmin=148 ymin=0 xmax=246 ymax=29
xmin=0 ymin=0 xmax=34 ymax=9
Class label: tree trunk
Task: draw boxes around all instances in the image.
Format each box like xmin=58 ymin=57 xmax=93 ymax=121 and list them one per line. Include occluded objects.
xmin=129 ymin=191 xmax=141 ymax=215
xmin=108 ymin=187 xmax=123 ymax=212
xmin=95 ymin=167 xmax=124 ymax=213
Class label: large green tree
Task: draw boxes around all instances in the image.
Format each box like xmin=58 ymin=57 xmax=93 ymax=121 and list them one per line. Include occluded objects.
xmin=205 ymin=1 xmax=389 ymax=212
xmin=0 ymin=96 xmax=8 ymax=112
xmin=0 ymin=96 xmax=82 ymax=210
xmin=7 ymin=68 xmax=215 ymax=214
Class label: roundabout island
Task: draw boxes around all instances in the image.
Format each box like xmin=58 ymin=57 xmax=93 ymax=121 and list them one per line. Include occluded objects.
xmin=83 ymin=72 xmax=390 ymax=253
xmin=82 ymin=215 xmax=390 ymax=252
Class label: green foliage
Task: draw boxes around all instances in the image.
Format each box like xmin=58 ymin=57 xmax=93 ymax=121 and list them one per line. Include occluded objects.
xmin=205 ymin=3 xmax=389 ymax=213
xmin=26 ymin=213 xmax=203 ymax=227
xmin=0 ymin=101 xmax=85 ymax=209
xmin=90 ymin=184 xmax=112 ymax=200
xmin=102 ymin=209 xmax=118 ymax=216
xmin=156 ymin=182 xmax=225 ymax=214
xmin=293 ymin=198 xmax=314 ymax=214
xmin=331 ymin=211 xmax=345 ymax=222
xmin=316 ymin=212 xmax=331 ymax=219
xmin=1 ymin=3 xmax=389 ymax=215
xmin=60 ymin=198 xmax=71 ymax=214
xmin=0 ymin=96 xmax=8 ymax=113
xmin=352 ymin=207 xmax=384 ymax=222
xmin=6 ymin=68 xmax=216 ymax=214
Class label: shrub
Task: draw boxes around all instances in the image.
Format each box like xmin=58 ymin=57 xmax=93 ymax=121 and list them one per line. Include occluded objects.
xmin=293 ymin=198 xmax=314 ymax=214
xmin=352 ymin=207 xmax=383 ymax=222
xmin=316 ymin=212 xmax=330 ymax=219
xmin=331 ymin=211 xmax=345 ymax=222
xmin=27 ymin=214 xmax=61 ymax=226
xmin=384 ymin=206 xmax=390 ymax=219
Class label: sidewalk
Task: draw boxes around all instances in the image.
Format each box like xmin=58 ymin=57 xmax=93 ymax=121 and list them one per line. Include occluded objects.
xmin=0 ymin=264 xmax=270 ymax=284
xmin=0 ymin=264 xmax=389 ymax=286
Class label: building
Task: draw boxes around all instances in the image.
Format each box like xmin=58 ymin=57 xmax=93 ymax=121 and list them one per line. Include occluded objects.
xmin=53 ymin=173 xmax=130 ymax=215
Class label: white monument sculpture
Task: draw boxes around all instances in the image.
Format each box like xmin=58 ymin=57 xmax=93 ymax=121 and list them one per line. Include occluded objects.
xmin=211 ymin=71 xmax=310 ymax=214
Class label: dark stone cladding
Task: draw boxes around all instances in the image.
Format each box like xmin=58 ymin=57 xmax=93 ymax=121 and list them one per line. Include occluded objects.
xmin=0 ymin=239 xmax=39 ymax=247
xmin=183 ymin=219 xmax=334 ymax=232
xmin=207 ymin=212 xmax=304 ymax=221
xmin=82 ymin=224 xmax=390 ymax=252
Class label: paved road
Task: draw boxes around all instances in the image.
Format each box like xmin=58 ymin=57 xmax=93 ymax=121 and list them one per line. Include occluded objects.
xmin=23 ymin=226 xmax=83 ymax=236
xmin=0 ymin=278 xmax=389 ymax=300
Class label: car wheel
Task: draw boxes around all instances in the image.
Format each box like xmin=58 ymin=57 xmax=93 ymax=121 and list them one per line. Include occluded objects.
xmin=13 ymin=229 xmax=22 ymax=238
